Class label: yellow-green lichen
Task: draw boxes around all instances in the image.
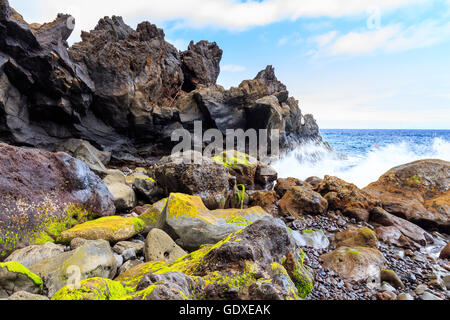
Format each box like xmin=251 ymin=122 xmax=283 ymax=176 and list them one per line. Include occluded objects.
xmin=51 ymin=278 xmax=132 ymax=300
xmin=212 ymin=150 xmax=255 ymax=169
xmin=0 ymin=261 xmax=43 ymax=288
xmin=57 ymin=216 xmax=145 ymax=244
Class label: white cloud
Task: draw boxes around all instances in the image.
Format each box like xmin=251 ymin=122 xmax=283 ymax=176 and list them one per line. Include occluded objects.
xmin=221 ymin=64 xmax=246 ymax=72
xmin=9 ymin=0 xmax=425 ymax=42
xmin=312 ymin=19 xmax=450 ymax=57
xmin=300 ymin=91 xmax=450 ymax=129
xmin=313 ymin=30 xmax=338 ymax=47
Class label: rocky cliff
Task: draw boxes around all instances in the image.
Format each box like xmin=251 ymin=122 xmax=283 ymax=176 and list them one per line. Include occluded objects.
xmin=0 ymin=0 xmax=321 ymax=165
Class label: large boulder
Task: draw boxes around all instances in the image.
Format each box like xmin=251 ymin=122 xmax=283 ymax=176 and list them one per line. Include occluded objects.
xmin=154 ymin=151 xmax=233 ymax=210
xmin=57 ymin=216 xmax=145 ymax=244
xmin=0 ymin=143 xmax=115 ymax=260
xmin=320 ymin=246 xmax=386 ymax=282
xmin=0 ymin=261 xmax=43 ymax=298
xmin=333 ymin=227 xmax=379 ymax=249
xmin=5 ymin=242 xmax=65 ymax=268
xmin=317 ymin=175 xmax=376 ymax=222
xmin=138 ymin=198 xmax=168 ymax=233
xmin=30 ymin=240 xmax=117 ymax=297
xmin=156 ymin=193 xmax=271 ymax=251
xmin=278 ymin=186 xmax=328 ymax=218
xmin=439 ymin=242 xmax=450 ymax=260
xmin=144 ymin=228 xmax=187 ymax=263
xmin=52 ymin=277 xmax=129 ymax=300
xmin=364 ymin=159 xmax=450 ymax=233
xmin=212 ymin=150 xmax=277 ymax=190
xmin=115 ymin=218 xmax=314 ymax=300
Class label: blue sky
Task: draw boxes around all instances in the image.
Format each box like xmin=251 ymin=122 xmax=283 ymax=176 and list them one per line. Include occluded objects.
xmin=9 ymin=0 xmax=450 ymax=129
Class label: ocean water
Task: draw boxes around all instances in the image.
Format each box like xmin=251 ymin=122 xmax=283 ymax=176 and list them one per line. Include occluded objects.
xmin=273 ymin=129 xmax=450 ymax=189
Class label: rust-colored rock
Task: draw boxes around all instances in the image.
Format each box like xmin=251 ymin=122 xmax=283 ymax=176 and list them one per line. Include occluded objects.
xmin=274 ymin=177 xmax=312 ymax=198
xmin=320 ymin=246 xmax=386 ymax=282
xmin=334 ymin=227 xmax=379 ymax=249
xmin=440 ymin=242 xmax=450 ymax=260
xmin=250 ymin=191 xmax=278 ymax=216
xmin=317 ymin=176 xmax=376 ymax=222
xmin=278 ymin=186 xmax=328 ymax=218
xmin=364 ymin=159 xmax=449 ymax=233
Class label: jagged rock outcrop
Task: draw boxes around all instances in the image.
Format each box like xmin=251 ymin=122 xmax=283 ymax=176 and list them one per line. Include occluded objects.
xmin=0 ymin=0 xmax=322 ymax=163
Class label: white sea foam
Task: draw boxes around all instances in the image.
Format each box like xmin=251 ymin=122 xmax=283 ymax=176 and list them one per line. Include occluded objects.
xmin=272 ymin=137 xmax=450 ymax=189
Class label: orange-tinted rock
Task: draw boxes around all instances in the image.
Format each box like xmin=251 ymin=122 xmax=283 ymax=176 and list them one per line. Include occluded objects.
xmin=274 ymin=177 xmax=312 ymax=198
xmin=320 ymin=246 xmax=386 ymax=282
xmin=334 ymin=227 xmax=378 ymax=249
xmin=317 ymin=176 xmax=376 ymax=222
xmin=305 ymin=176 xmax=323 ymax=191
xmin=250 ymin=191 xmax=278 ymax=216
xmin=440 ymin=242 xmax=450 ymax=260
xmin=364 ymin=159 xmax=449 ymax=233
xmin=278 ymin=186 xmax=328 ymax=218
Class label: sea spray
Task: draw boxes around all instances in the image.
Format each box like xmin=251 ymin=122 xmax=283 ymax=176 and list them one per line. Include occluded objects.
xmin=273 ymin=133 xmax=450 ymax=189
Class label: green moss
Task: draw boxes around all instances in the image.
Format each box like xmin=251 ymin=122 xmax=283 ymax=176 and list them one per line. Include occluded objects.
xmin=52 ymin=278 xmax=131 ymax=300
xmin=302 ymin=230 xmax=315 ymax=234
xmin=0 ymin=261 xmax=43 ymax=288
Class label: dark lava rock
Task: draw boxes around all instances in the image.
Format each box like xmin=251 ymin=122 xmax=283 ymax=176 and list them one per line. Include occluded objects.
xmin=0 ymin=143 xmax=115 ymax=260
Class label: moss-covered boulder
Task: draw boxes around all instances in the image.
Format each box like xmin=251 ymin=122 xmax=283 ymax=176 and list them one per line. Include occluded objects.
xmin=116 ymin=218 xmax=314 ymax=300
xmin=157 ymin=193 xmax=271 ymax=251
xmin=5 ymin=242 xmax=65 ymax=268
xmin=130 ymin=171 xmax=164 ymax=204
xmin=0 ymin=261 xmax=43 ymax=298
xmin=30 ymin=240 xmax=117 ymax=297
xmin=154 ymin=151 xmax=233 ymax=210
xmin=139 ymin=198 xmax=168 ymax=233
xmin=320 ymin=246 xmax=386 ymax=282
xmin=212 ymin=150 xmax=277 ymax=190
xmin=0 ymin=143 xmax=115 ymax=260
xmin=334 ymin=227 xmax=379 ymax=249
xmin=57 ymin=216 xmax=145 ymax=243
xmin=51 ymin=278 xmax=130 ymax=300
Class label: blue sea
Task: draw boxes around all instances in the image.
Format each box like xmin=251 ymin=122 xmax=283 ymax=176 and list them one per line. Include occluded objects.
xmin=273 ymin=129 xmax=450 ymax=188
